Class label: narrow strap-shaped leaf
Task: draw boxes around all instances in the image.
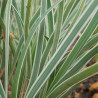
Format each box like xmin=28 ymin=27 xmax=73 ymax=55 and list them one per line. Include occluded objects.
xmin=49 ymin=44 xmax=98 ymax=92
xmin=78 ymin=33 xmax=98 ymax=56
xmin=0 ymin=80 xmax=6 ymax=98
xmin=29 ymin=8 xmax=40 ymax=29
xmin=33 ymin=0 xmax=39 ymax=14
xmin=11 ymin=0 xmax=69 ymax=97
xmin=0 ymin=0 xmax=7 ymax=72
xmin=0 ymin=16 xmax=5 ymax=31
xmin=50 ymin=9 xmax=98 ymax=90
xmin=61 ymin=45 xmax=98 ymax=82
xmin=26 ymin=0 xmax=47 ymax=93
xmin=60 ymin=8 xmax=77 ymax=38
xmin=0 ymin=15 xmax=16 ymax=57
xmin=39 ymin=37 xmax=69 ymax=75
xmin=9 ymin=37 xmax=16 ymax=56
xmin=12 ymin=0 xmax=18 ymax=10
xmin=0 ymin=0 xmax=7 ymax=44
xmin=51 ymin=0 xmax=64 ymax=55
xmin=24 ymin=0 xmax=33 ymax=41
xmin=61 ymin=0 xmax=88 ymax=33
xmin=39 ymin=33 xmax=54 ymax=74
xmin=1 ymin=0 xmax=7 ymax=18
xmin=49 ymin=0 xmax=64 ymax=88
xmin=11 ymin=4 xmax=24 ymax=27
xmin=11 ymin=0 xmax=96 ymax=97
xmin=12 ymin=1 xmax=23 ymax=37
xmin=47 ymin=0 xmax=54 ymax=36
xmin=26 ymin=0 xmax=98 ymax=97
xmin=24 ymin=0 xmax=33 ymax=79
xmin=60 ymin=83 xmax=80 ymax=98
xmin=62 ymin=0 xmax=85 ymax=40
xmin=47 ymin=62 xmax=98 ymax=98
xmin=9 ymin=36 xmax=24 ymax=80
xmin=83 ymin=33 xmax=98 ymax=50
xmin=17 ymin=61 xmax=26 ymax=98
xmin=54 ymin=0 xmax=73 ymax=25
xmin=63 ymin=0 xmax=77 ymax=24
xmin=5 ymin=0 xmax=12 ymax=96
xmin=21 ymin=0 xmax=25 ymax=21
xmin=70 ymin=0 xmax=80 ymax=13
xmin=13 ymin=0 xmax=33 ymax=96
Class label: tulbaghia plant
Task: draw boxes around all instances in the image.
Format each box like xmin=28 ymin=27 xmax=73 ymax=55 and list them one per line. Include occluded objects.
xmin=0 ymin=0 xmax=98 ymax=98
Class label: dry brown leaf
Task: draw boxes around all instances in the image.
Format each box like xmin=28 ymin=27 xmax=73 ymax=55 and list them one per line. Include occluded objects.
xmin=2 ymin=31 xmax=15 ymax=41
xmin=9 ymin=32 xmax=15 ymax=39
xmin=20 ymin=78 xmax=28 ymax=98
xmin=0 ymin=68 xmax=5 ymax=79
xmin=2 ymin=31 xmax=5 ymax=40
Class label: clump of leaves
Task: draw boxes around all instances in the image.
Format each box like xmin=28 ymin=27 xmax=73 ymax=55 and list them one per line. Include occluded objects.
xmin=0 ymin=0 xmax=98 ymax=98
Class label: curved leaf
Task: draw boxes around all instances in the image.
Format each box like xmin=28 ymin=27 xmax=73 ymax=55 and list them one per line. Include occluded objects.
xmin=0 ymin=80 xmax=6 ymax=98
xmin=26 ymin=0 xmax=98 ymax=97
xmin=47 ymin=62 xmax=98 ymax=98
xmin=11 ymin=0 xmax=66 ymax=97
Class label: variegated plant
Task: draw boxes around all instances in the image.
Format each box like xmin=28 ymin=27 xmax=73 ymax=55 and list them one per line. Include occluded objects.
xmin=0 ymin=0 xmax=98 ymax=98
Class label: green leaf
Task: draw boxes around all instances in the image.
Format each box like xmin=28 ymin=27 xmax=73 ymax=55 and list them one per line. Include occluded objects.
xmin=49 ymin=0 xmax=64 ymax=88
xmin=49 ymin=44 xmax=98 ymax=92
xmin=60 ymin=8 xmax=77 ymax=37
xmin=1 ymin=0 xmax=7 ymax=18
xmin=60 ymin=83 xmax=80 ymax=98
xmin=21 ymin=0 xmax=25 ymax=21
xmin=63 ymin=0 xmax=77 ymax=24
xmin=0 ymin=80 xmax=6 ymax=98
xmin=11 ymin=4 xmax=24 ymax=27
xmin=46 ymin=0 xmax=54 ymax=36
xmin=51 ymin=0 xmax=64 ymax=55
xmin=9 ymin=36 xmax=24 ymax=80
xmin=12 ymin=1 xmax=23 ymax=37
xmin=49 ymin=9 xmax=98 ymax=90
xmin=26 ymin=0 xmax=98 ymax=97
xmin=83 ymin=33 xmax=98 ymax=50
xmin=5 ymin=0 xmax=12 ymax=96
xmin=9 ymin=38 xmax=16 ymax=56
xmin=62 ymin=0 xmax=85 ymax=40
xmin=29 ymin=8 xmax=40 ymax=29
xmin=44 ymin=35 xmax=49 ymax=41
xmin=11 ymin=0 xmax=65 ymax=97
xmin=47 ymin=62 xmax=98 ymax=98
xmin=0 ymin=16 xmax=5 ymax=31
xmin=39 ymin=33 xmax=54 ymax=74
xmin=26 ymin=0 xmax=47 ymax=93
